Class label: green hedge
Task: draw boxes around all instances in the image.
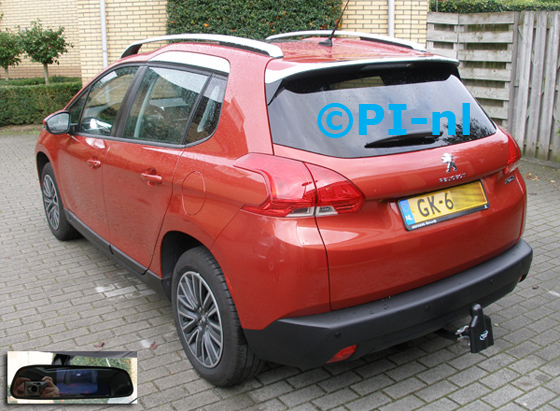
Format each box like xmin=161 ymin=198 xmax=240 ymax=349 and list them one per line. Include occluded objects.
xmin=0 ymin=76 xmax=81 ymax=87
xmin=167 ymin=0 xmax=342 ymax=39
xmin=0 ymin=81 xmax=81 ymax=126
xmin=430 ymin=0 xmax=560 ymax=13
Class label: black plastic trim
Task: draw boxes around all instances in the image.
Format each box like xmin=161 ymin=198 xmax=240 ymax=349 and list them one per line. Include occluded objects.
xmin=111 ymin=245 xmax=147 ymax=276
xmin=65 ymin=209 xmax=168 ymax=299
xmin=66 ymin=210 xmax=112 ymax=256
xmin=244 ymin=240 xmax=533 ymax=368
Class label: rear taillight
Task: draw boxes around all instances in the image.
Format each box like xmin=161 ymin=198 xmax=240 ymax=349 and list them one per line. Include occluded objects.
xmin=234 ymin=154 xmax=365 ymax=218
xmin=503 ymin=129 xmax=521 ymax=175
xmin=306 ymin=163 xmax=365 ymax=216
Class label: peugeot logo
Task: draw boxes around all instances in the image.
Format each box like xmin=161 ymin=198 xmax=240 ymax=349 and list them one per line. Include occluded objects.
xmin=442 ymin=153 xmax=457 ymax=173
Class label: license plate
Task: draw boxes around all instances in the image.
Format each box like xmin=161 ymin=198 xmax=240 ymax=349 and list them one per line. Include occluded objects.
xmin=398 ymin=181 xmax=489 ymax=231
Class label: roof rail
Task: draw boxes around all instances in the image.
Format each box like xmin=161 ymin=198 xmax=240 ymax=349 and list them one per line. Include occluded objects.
xmin=266 ymin=30 xmax=425 ymax=52
xmin=121 ymin=34 xmax=284 ymax=59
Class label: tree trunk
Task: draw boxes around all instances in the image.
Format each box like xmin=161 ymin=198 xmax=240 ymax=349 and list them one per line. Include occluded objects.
xmin=3 ymin=67 xmax=9 ymax=80
xmin=43 ymin=63 xmax=49 ymax=85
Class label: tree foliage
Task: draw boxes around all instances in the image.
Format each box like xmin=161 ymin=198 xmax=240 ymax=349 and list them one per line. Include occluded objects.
xmin=167 ymin=0 xmax=342 ymax=39
xmin=19 ymin=20 xmax=72 ymax=84
xmin=0 ymin=29 xmax=22 ymax=78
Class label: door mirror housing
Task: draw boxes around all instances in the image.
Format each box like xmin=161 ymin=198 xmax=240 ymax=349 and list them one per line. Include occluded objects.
xmin=10 ymin=365 xmax=133 ymax=400
xmin=45 ymin=112 xmax=71 ymax=135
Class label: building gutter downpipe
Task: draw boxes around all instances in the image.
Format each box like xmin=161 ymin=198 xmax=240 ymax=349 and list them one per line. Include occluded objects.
xmin=388 ymin=0 xmax=395 ymax=38
xmin=100 ymin=0 xmax=108 ymax=67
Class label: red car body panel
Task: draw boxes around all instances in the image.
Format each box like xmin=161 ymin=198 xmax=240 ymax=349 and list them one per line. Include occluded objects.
xmin=102 ymin=141 xmax=181 ymax=268
xmin=212 ymin=211 xmax=331 ymax=330
xmin=44 ymin=133 xmax=111 ymax=241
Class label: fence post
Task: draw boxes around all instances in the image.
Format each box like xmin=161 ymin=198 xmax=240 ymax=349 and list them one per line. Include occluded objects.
xmin=512 ymin=11 xmax=534 ymax=154
xmin=538 ymin=12 xmax=560 ymax=162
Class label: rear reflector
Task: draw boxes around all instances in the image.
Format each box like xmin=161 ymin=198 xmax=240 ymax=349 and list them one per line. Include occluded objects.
xmin=327 ymin=345 xmax=357 ymax=363
xmin=234 ymin=154 xmax=364 ymax=217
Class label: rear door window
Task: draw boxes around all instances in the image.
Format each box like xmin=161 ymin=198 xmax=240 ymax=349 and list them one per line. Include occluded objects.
xmin=267 ymin=64 xmax=496 ymax=158
xmin=123 ymin=67 xmax=208 ymax=145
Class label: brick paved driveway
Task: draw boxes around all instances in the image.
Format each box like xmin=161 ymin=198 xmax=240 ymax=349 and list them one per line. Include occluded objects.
xmin=1 ymin=133 xmax=559 ymax=410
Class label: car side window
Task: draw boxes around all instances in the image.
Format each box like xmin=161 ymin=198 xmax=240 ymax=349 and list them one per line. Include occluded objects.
xmin=69 ymin=94 xmax=87 ymax=127
xmin=185 ymin=76 xmax=227 ymax=144
xmin=78 ymin=66 xmax=138 ymax=136
xmin=123 ymin=67 xmax=208 ymax=144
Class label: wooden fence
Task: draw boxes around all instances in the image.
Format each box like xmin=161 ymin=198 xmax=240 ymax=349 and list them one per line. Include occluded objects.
xmin=427 ymin=11 xmax=560 ymax=163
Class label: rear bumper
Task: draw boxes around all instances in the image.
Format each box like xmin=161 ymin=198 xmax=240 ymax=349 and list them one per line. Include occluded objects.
xmin=244 ymin=240 xmax=532 ymax=368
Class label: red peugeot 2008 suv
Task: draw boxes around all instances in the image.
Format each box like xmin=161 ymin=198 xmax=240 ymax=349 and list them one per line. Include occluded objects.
xmin=36 ymin=31 xmax=532 ymax=386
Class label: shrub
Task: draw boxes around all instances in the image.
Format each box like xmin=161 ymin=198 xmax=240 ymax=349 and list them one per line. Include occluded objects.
xmin=0 ymin=81 xmax=82 ymax=126
xmin=430 ymin=0 xmax=560 ymax=13
xmin=167 ymin=0 xmax=342 ymax=39
xmin=0 ymin=76 xmax=81 ymax=87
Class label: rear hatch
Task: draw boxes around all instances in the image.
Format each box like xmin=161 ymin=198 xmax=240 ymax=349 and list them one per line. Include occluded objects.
xmin=266 ymin=61 xmax=526 ymax=310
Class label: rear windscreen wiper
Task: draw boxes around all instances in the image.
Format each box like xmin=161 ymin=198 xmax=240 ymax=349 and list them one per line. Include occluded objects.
xmin=365 ymin=130 xmax=442 ymax=148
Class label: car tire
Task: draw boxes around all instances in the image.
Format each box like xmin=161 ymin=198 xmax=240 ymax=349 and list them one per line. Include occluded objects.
xmin=40 ymin=163 xmax=80 ymax=241
xmin=172 ymin=246 xmax=263 ymax=386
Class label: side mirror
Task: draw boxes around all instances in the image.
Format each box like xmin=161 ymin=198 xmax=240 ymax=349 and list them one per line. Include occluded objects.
xmin=10 ymin=365 xmax=133 ymax=400
xmin=45 ymin=112 xmax=71 ymax=135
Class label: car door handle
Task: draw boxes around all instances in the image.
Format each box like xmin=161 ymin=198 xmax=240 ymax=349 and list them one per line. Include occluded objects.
xmin=141 ymin=170 xmax=163 ymax=186
xmin=87 ymin=158 xmax=101 ymax=169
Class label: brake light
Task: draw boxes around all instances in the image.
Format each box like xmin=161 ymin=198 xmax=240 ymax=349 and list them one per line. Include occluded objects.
xmin=234 ymin=154 xmax=364 ymax=217
xmin=503 ymin=129 xmax=521 ymax=175
xmin=306 ymin=163 xmax=365 ymax=216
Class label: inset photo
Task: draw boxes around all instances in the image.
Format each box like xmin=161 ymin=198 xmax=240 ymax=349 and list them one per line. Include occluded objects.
xmin=7 ymin=351 xmax=137 ymax=405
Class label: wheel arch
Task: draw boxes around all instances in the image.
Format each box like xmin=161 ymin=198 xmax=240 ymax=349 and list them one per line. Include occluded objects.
xmin=36 ymin=151 xmax=51 ymax=180
xmin=159 ymin=230 xmax=204 ymax=299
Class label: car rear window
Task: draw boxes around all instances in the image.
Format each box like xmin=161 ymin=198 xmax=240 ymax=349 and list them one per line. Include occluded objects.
xmin=267 ymin=64 xmax=496 ymax=158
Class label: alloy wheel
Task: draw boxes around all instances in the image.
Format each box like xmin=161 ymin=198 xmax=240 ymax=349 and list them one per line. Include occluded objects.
xmin=176 ymin=271 xmax=223 ymax=368
xmin=42 ymin=174 xmax=60 ymax=230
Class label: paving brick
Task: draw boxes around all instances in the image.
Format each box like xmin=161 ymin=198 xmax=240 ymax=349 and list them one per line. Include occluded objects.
xmin=248 ymin=381 xmax=293 ymax=403
xmin=512 ymin=371 xmax=552 ymax=393
xmin=416 ymin=397 xmax=459 ymax=411
xmin=482 ymin=385 xmax=525 ymax=408
xmin=417 ymin=363 xmax=457 ymax=385
xmin=346 ymin=391 xmax=392 ymax=411
xmin=317 ymin=371 xmax=362 ymax=393
xmin=287 ymin=368 xmax=331 ymax=389
xmin=256 ymin=365 xmax=301 ymax=386
xmin=385 ymin=361 xmax=428 ymax=382
xmin=480 ymin=368 xmax=521 ymax=390
xmin=279 ymin=384 xmax=326 ymax=407
xmin=448 ymin=382 xmax=492 ymax=405
xmin=351 ymin=374 xmax=395 ymax=396
xmin=378 ymin=395 xmax=425 ymax=411
xmin=383 ymin=377 xmax=427 ymax=400
xmin=141 ymin=386 xmax=188 ymax=409
xmin=2 ymin=136 xmax=559 ymax=410
xmin=311 ymin=388 xmax=359 ymax=410
xmin=415 ymin=380 xmax=458 ymax=403
xmin=202 ymin=394 xmax=255 ymax=411
xmin=173 ymin=389 xmax=220 ymax=409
